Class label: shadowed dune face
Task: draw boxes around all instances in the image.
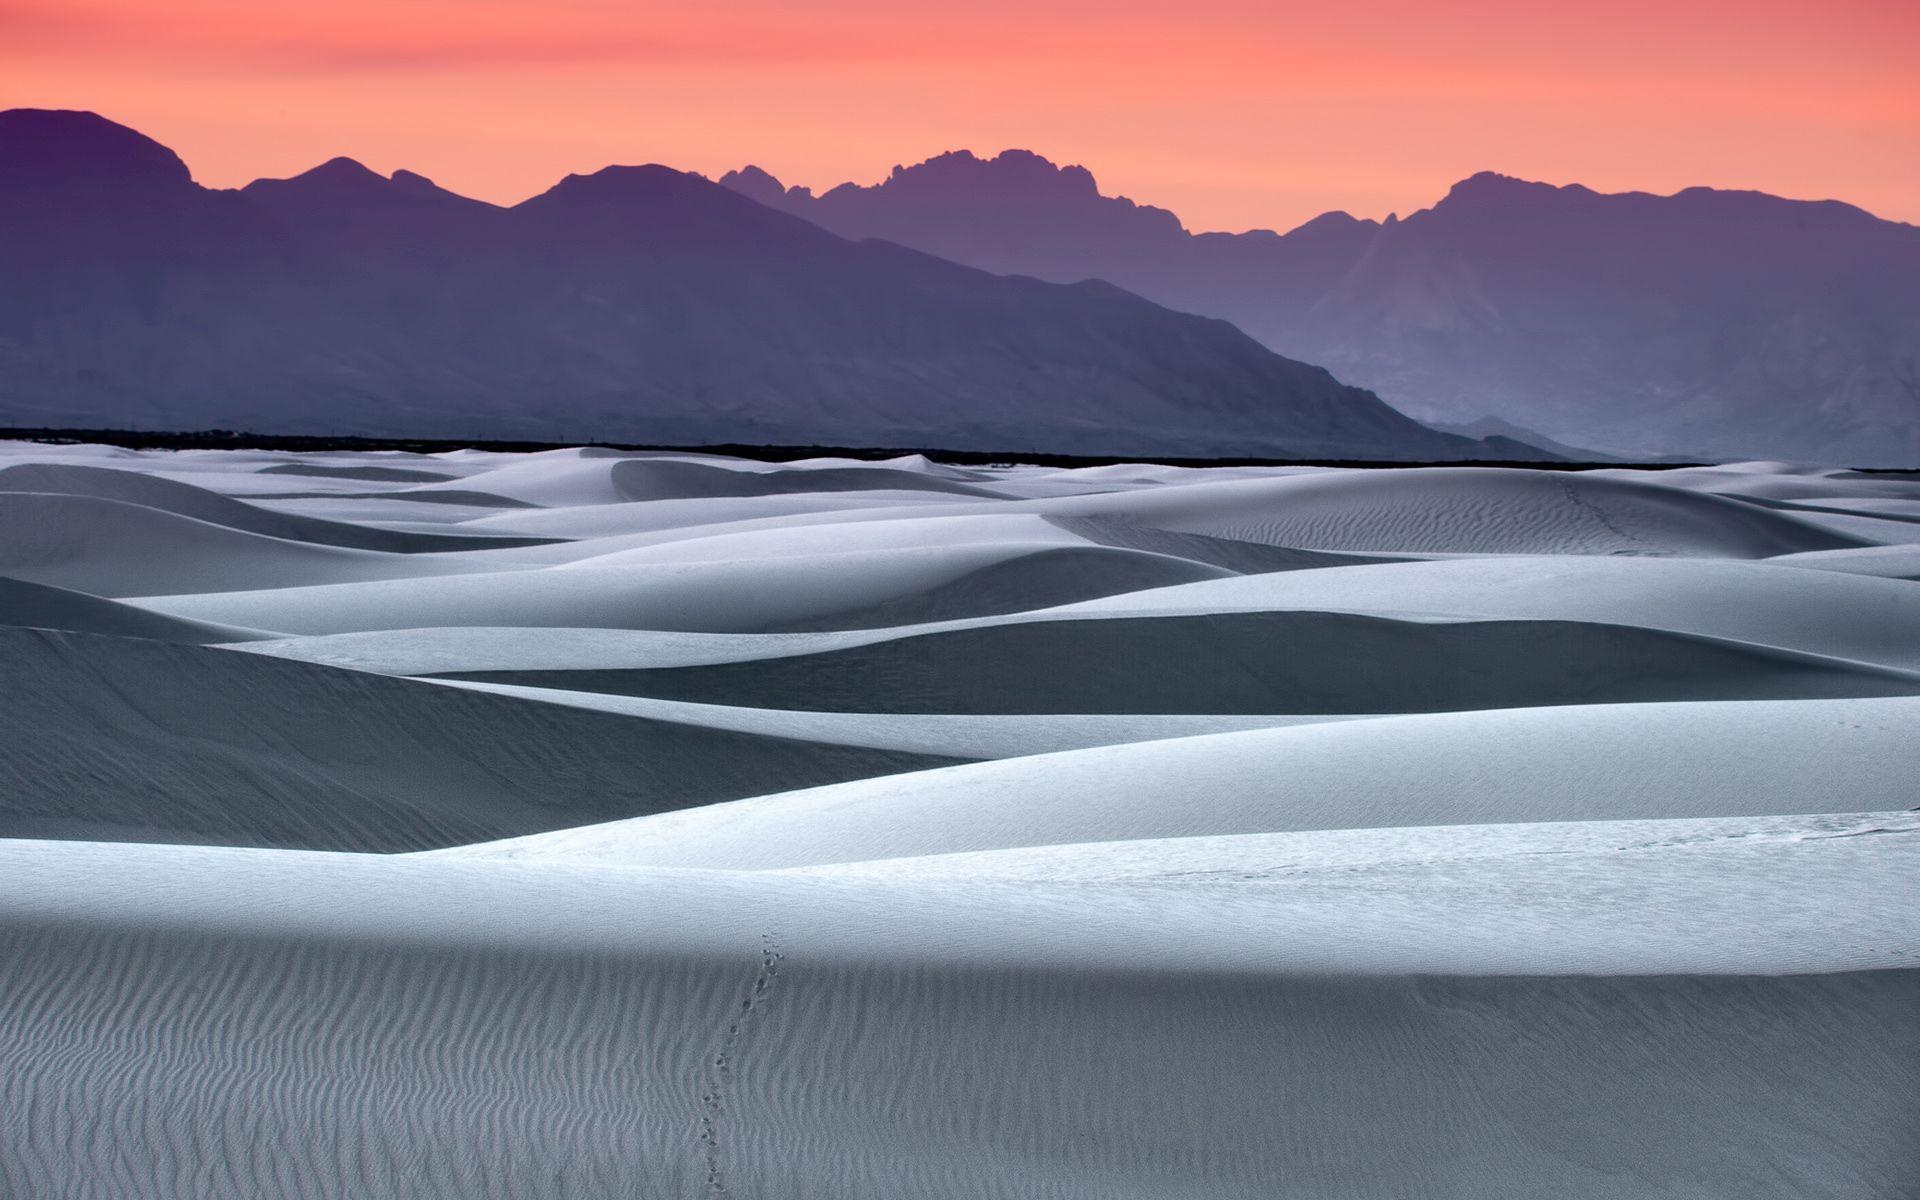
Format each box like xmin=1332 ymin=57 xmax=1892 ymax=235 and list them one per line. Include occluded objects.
xmin=439 ymin=612 xmax=1920 ymax=714
xmin=1 ymin=446 xmax=1909 ymax=850
xmin=0 ymin=491 xmax=471 ymax=596
xmin=0 ymin=462 xmax=554 ymax=552
xmin=0 ymin=575 xmax=265 ymax=643
xmin=603 ymin=457 xmax=1008 ymax=501
xmin=1 ymin=443 xmax=1916 ymax=1199
xmin=0 ymin=627 xmax=959 ymax=851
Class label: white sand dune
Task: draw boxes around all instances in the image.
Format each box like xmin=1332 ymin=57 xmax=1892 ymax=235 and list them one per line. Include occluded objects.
xmin=0 ymin=575 xmax=267 ymax=643
xmin=228 ymin=591 xmax=1920 ymax=710
xmin=0 ymin=439 xmax=142 ymax=462
xmin=798 ymin=808 xmax=1920 ymax=890
xmin=229 ymin=624 xmax=825 ymax=674
xmin=0 ymin=820 xmax=1913 ymax=1199
xmin=2 ymin=445 xmax=1915 ymax=1198
xmin=434 ymin=610 xmax=1920 ymax=713
xmin=0 ymin=627 xmax=956 ymax=851
xmin=437 ymin=696 xmax=1920 ymax=869
xmin=432 ymin=678 xmax=1367 ymax=757
xmin=553 ymin=511 xmax=1087 ymax=566
xmin=1056 ymin=554 xmax=1920 ymax=669
xmin=405 ymin=455 xmax=677 ymax=506
xmin=603 ymin=457 xmax=1011 ymax=501
xmin=0 ymin=493 xmax=507 ymax=597
xmin=413 ymin=461 xmax=1863 ymax=570
xmin=1766 ymin=543 xmax=1920 ymax=580
xmin=238 ymin=494 xmax=535 ymax=529
xmin=780 ymin=546 xmax=1239 ymax=631
xmin=1045 ymin=513 xmax=1401 ymax=572
xmin=211 ymin=473 xmax=486 ymax=499
xmin=423 ymin=511 xmax=1103 ymax=570
xmin=458 ymin=489 xmax=966 ymax=538
xmin=0 ymin=462 xmax=548 ymax=551
xmin=137 ymin=544 xmax=1232 ymax=634
xmin=254 ymin=461 xmax=463 ymax=483
xmin=334 ymin=485 xmax=546 ymax=508
xmin=412 ymin=455 xmax=1006 ymax=508
xmin=1741 ymin=494 xmax=1920 ymax=523
xmin=1022 ymin=466 xmax=1866 ymax=556
xmin=1606 ymin=462 xmax=1920 ymax=502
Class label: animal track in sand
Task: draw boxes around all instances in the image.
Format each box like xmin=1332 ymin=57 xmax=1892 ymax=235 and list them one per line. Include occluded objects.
xmin=699 ymin=931 xmax=786 ymax=1196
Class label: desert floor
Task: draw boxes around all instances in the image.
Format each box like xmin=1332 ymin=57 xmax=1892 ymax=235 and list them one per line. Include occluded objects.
xmin=1 ymin=442 xmax=1915 ymax=1198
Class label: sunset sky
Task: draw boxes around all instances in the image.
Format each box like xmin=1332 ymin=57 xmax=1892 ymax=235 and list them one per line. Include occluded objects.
xmin=5 ymin=0 xmax=1916 ymax=233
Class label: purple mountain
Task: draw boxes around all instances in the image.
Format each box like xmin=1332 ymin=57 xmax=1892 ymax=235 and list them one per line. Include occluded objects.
xmin=0 ymin=110 xmax=1518 ymax=460
xmin=724 ymin=154 xmax=1920 ymax=463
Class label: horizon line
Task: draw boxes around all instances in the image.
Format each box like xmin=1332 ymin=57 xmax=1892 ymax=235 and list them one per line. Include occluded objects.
xmin=8 ymin=106 xmax=1909 ymax=238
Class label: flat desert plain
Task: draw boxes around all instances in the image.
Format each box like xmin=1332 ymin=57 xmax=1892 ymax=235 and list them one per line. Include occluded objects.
xmin=0 ymin=442 xmax=1916 ymax=1198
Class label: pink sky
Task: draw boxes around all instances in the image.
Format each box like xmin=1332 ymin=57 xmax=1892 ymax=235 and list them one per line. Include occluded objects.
xmin=4 ymin=0 xmax=1916 ymax=232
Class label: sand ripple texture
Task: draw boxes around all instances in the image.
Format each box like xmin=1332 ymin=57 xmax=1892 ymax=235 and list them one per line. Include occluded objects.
xmin=0 ymin=442 xmax=1916 ymax=1198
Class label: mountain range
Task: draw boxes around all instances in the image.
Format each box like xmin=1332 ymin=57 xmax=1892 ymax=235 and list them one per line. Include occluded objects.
xmin=6 ymin=107 xmax=1915 ymax=464
xmin=726 ymin=152 xmax=1920 ymax=464
xmin=0 ymin=110 xmax=1510 ymax=461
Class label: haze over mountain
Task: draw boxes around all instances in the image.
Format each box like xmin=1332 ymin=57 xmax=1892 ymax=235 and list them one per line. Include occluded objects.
xmin=725 ymin=152 xmax=1920 ymax=465
xmin=0 ymin=109 xmax=1520 ymax=461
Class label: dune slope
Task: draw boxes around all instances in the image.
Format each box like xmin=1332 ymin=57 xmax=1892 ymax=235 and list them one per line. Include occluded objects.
xmin=0 ymin=627 xmax=956 ymax=850
xmin=440 ymin=696 xmax=1920 ymax=869
xmin=2 ymin=446 xmax=1915 ymax=1199
xmin=0 ymin=462 xmax=550 ymax=551
xmin=0 ymin=824 xmax=1914 ymax=1200
xmin=444 ymin=611 xmax=1920 ymax=714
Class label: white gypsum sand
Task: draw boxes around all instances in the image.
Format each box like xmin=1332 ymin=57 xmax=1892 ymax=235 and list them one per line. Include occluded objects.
xmin=0 ymin=445 xmax=1915 ymax=1198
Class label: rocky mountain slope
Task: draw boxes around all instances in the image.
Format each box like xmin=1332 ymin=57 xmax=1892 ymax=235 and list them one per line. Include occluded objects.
xmin=0 ymin=110 xmax=1507 ymax=461
xmin=727 ymin=153 xmax=1920 ymax=463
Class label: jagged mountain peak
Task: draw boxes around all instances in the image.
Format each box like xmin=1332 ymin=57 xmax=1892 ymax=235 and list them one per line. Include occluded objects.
xmin=874 ymin=148 xmax=1102 ymax=197
xmin=718 ymin=165 xmax=814 ymax=207
xmin=1429 ymin=171 xmax=1598 ymax=215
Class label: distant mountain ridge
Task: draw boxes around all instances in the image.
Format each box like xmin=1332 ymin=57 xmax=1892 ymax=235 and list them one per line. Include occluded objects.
xmin=723 ymin=154 xmax=1920 ymax=464
xmin=0 ymin=109 xmax=1517 ymax=461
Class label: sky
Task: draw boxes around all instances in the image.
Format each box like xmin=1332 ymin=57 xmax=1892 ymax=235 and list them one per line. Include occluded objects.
xmin=4 ymin=0 xmax=1917 ymax=233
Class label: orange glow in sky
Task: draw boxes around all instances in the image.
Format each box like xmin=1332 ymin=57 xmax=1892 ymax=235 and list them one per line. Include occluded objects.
xmin=4 ymin=0 xmax=1916 ymax=232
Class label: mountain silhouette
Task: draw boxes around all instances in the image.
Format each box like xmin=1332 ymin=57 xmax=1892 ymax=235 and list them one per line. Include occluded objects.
xmin=0 ymin=109 xmax=195 ymax=198
xmin=725 ymin=155 xmax=1920 ymax=463
xmin=241 ymin=156 xmax=491 ymax=220
xmin=0 ymin=110 xmax=1511 ymax=460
